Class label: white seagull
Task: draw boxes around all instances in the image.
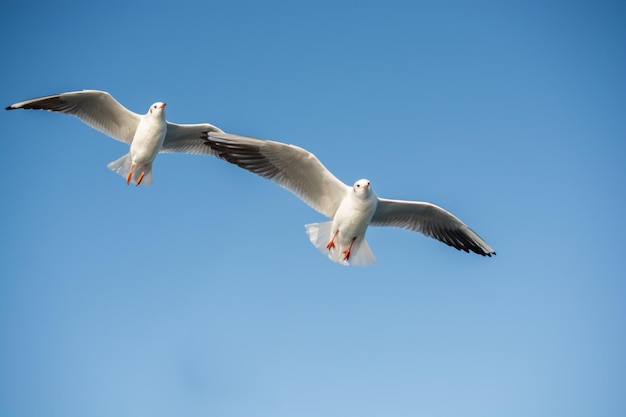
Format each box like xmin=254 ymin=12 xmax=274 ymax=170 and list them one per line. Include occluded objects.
xmin=6 ymin=89 xmax=224 ymax=185
xmin=205 ymin=132 xmax=496 ymax=266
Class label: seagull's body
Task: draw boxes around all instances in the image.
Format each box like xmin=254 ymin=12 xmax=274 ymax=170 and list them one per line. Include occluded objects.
xmin=308 ymin=179 xmax=379 ymax=265
xmin=205 ymin=132 xmax=496 ymax=266
xmin=6 ymin=90 xmax=224 ymax=185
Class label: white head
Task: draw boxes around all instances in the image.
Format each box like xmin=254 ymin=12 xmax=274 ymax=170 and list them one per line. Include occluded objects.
xmin=353 ymin=178 xmax=373 ymax=198
xmin=148 ymin=102 xmax=166 ymax=117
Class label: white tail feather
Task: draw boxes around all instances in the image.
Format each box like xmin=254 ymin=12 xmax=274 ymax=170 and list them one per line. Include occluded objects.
xmin=106 ymin=154 xmax=153 ymax=185
xmin=305 ymin=221 xmax=333 ymax=251
xmin=107 ymin=153 xmax=132 ymax=178
xmin=305 ymin=222 xmax=377 ymax=266
xmin=348 ymin=238 xmax=377 ymax=266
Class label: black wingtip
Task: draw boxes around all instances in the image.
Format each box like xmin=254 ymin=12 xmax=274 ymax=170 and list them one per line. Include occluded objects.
xmin=5 ymin=105 xmax=15 ymax=111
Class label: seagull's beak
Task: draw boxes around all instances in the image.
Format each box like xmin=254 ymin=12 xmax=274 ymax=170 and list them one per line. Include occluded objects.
xmin=160 ymin=102 xmax=167 ymax=109
xmin=363 ymin=183 xmax=369 ymax=190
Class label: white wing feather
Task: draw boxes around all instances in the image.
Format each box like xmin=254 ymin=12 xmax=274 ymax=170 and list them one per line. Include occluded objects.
xmin=372 ymin=198 xmax=495 ymax=256
xmin=206 ymin=132 xmax=350 ymax=218
xmin=161 ymin=122 xmax=224 ymax=155
xmin=6 ymin=90 xmax=140 ymax=144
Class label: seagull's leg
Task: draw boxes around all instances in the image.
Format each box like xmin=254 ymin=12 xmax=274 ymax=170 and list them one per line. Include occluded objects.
xmin=136 ymin=171 xmax=145 ymax=186
xmin=326 ymin=230 xmax=339 ymax=250
xmin=342 ymin=237 xmax=357 ymax=261
xmin=126 ymin=164 xmax=134 ymax=185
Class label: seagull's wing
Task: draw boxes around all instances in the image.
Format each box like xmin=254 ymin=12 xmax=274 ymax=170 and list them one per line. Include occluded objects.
xmin=161 ymin=122 xmax=225 ymax=155
xmin=6 ymin=90 xmax=141 ymax=144
xmin=372 ymin=198 xmax=496 ymax=256
xmin=205 ymin=132 xmax=350 ymax=218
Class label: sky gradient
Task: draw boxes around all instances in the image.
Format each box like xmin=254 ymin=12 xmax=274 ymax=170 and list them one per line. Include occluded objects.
xmin=1 ymin=1 xmax=625 ymax=416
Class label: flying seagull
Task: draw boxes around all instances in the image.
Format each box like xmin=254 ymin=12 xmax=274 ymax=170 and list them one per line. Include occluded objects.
xmin=6 ymin=89 xmax=224 ymax=185
xmin=205 ymin=132 xmax=496 ymax=266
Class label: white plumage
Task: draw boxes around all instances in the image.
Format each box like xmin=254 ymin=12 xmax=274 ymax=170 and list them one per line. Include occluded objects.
xmin=6 ymin=90 xmax=224 ymax=185
xmin=205 ymin=132 xmax=496 ymax=266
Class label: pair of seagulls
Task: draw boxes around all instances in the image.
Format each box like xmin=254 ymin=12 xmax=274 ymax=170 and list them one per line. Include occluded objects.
xmin=6 ymin=90 xmax=496 ymax=265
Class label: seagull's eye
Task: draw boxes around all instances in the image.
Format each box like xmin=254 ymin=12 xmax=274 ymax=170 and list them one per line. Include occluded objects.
xmin=356 ymin=184 xmax=360 ymax=188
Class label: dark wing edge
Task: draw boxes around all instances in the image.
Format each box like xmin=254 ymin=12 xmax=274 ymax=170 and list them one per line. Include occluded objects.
xmin=372 ymin=198 xmax=496 ymax=257
xmin=6 ymin=90 xmax=140 ymax=144
xmin=204 ymin=132 xmax=349 ymax=218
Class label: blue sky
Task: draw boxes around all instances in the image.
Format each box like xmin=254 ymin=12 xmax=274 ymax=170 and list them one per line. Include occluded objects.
xmin=1 ymin=1 xmax=625 ymax=416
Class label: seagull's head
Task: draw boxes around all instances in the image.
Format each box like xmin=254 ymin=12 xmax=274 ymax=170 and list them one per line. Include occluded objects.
xmin=353 ymin=179 xmax=373 ymax=198
xmin=148 ymin=102 xmax=166 ymax=117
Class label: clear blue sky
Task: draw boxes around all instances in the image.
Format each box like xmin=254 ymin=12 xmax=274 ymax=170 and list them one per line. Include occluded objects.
xmin=1 ymin=1 xmax=624 ymax=416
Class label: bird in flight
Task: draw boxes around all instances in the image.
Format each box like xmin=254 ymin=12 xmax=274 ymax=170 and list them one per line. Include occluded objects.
xmin=6 ymin=89 xmax=224 ymax=185
xmin=204 ymin=132 xmax=496 ymax=266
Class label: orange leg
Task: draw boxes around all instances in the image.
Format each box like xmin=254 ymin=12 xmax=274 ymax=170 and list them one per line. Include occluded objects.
xmin=136 ymin=171 xmax=145 ymax=186
xmin=126 ymin=166 xmax=134 ymax=185
xmin=326 ymin=230 xmax=339 ymax=250
xmin=342 ymin=237 xmax=357 ymax=261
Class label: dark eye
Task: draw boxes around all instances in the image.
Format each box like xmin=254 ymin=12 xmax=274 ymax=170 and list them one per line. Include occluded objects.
xmin=356 ymin=184 xmax=360 ymax=188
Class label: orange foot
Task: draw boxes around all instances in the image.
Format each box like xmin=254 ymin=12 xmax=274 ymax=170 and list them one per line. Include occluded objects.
xmin=342 ymin=237 xmax=357 ymax=261
xmin=126 ymin=168 xmax=134 ymax=185
xmin=136 ymin=171 xmax=145 ymax=186
xmin=326 ymin=230 xmax=339 ymax=250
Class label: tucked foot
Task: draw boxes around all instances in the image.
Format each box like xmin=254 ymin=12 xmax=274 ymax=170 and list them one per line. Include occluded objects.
xmin=126 ymin=168 xmax=133 ymax=185
xmin=326 ymin=230 xmax=339 ymax=251
xmin=136 ymin=171 xmax=145 ymax=186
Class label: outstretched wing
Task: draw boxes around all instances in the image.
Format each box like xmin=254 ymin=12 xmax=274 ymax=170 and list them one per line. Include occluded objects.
xmin=205 ymin=132 xmax=350 ymax=218
xmin=6 ymin=89 xmax=141 ymax=144
xmin=372 ymin=198 xmax=496 ymax=256
xmin=161 ymin=122 xmax=224 ymax=155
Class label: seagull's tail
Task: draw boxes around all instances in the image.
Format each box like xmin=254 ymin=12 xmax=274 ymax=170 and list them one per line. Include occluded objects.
xmin=305 ymin=222 xmax=377 ymax=267
xmin=349 ymin=238 xmax=377 ymax=266
xmin=107 ymin=154 xmax=153 ymax=186
xmin=107 ymin=153 xmax=133 ymax=181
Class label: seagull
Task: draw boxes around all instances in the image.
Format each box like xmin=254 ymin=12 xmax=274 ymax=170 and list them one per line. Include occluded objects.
xmin=6 ymin=89 xmax=224 ymax=185
xmin=205 ymin=132 xmax=496 ymax=266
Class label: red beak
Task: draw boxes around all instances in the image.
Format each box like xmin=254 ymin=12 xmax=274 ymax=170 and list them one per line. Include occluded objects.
xmin=160 ymin=102 xmax=167 ymax=108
